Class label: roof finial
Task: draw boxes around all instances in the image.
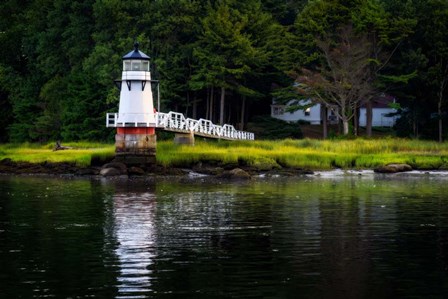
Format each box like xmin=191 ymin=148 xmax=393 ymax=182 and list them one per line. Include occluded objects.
xmin=134 ymin=41 xmax=139 ymax=52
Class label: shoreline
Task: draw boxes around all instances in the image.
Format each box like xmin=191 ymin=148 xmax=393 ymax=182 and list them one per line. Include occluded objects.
xmin=2 ymin=139 xmax=448 ymax=175
xmin=1 ymin=159 xmax=448 ymax=180
xmin=0 ymin=158 xmax=312 ymax=178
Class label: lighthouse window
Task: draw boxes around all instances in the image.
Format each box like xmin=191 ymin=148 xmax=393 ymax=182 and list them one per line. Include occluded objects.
xmin=142 ymin=61 xmax=149 ymax=71
xmin=124 ymin=61 xmax=131 ymax=71
xmin=132 ymin=61 xmax=142 ymax=71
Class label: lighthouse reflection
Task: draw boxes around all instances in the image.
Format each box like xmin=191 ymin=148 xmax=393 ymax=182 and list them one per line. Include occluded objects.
xmin=110 ymin=182 xmax=156 ymax=298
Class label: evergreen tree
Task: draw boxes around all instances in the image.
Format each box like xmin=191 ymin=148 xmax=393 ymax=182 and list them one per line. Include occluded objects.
xmin=148 ymin=0 xmax=204 ymax=115
xmin=0 ymin=0 xmax=447 ymax=142
xmin=191 ymin=0 xmax=275 ymax=126
xmin=383 ymin=0 xmax=448 ymax=140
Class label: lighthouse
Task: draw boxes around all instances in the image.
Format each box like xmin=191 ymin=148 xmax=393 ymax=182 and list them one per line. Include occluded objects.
xmin=107 ymin=43 xmax=157 ymax=165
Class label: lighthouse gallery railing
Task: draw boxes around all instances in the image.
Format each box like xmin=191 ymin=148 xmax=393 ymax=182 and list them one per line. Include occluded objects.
xmin=106 ymin=112 xmax=255 ymax=141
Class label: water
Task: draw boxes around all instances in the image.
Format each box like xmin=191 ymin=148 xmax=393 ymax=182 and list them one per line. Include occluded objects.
xmin=1 ymin=174 xmax=448 ymax=298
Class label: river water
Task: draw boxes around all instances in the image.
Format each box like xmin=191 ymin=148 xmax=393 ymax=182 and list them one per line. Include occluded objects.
xmin=1 ymin=173 xmax=448 ymax=298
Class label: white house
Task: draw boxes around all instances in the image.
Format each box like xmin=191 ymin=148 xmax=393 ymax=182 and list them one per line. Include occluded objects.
xmin=271 ymin=95 xmax=398 ymax=127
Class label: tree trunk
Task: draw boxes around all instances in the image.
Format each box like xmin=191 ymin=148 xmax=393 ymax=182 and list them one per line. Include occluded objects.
xmin=240 ymin=95 xmax=246 ymax=130
xmin=321 ymin=105 xmax=328 ymax=139
xmin=53 ymin=141 xmax=73 ymax=151
xmin=353 ymin=104 xmax=358 ymax=136
xmin=342 ymin=119 xmax=350 ymax=135
xmin=210 ymin=87 xmax=214 ymax=122
xmin=220 ymin=86 xmax=225 ymax=125
xmin=341 ymin=106 xmax=349 ymax=135
xmin=438 ymin=66 xmax=448 ymax=142
xmin=227 ymin=100 xmax=231 ymax=124
xmin=439 ymin=96 xmax=443 ymax=143
xmin=192 ymin=97 xmax=198 ymax=120
xmin=185 ymin=92 xmax=190 ymax=117
xmin=206 ymin=88 xmax=210 ymax=120
xmin=366 ymin=100 xmax=373 ymax=137
xmin=413 ymin=110 xmax=418 ymax=138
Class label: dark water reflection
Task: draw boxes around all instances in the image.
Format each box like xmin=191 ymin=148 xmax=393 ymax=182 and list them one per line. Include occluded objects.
xmin=1 ymin=175 xmax=448 ymax=298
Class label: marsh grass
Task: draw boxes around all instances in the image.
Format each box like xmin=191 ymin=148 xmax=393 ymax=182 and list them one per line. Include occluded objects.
xmin=157 ymin=138 xmax=448 ymax=170
xmin=0 ymin=142 xmax=115 ymax=167
xmin=1 ymin=138 xmax=448 ymax=170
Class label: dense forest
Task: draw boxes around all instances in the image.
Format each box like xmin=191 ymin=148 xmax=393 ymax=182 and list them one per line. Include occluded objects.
xmin=0 ymin=0 xmax=447 ymax=142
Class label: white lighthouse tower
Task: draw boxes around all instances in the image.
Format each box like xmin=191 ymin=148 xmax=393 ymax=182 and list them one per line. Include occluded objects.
xmin=107 ymin=42 xmax=157 ymax=165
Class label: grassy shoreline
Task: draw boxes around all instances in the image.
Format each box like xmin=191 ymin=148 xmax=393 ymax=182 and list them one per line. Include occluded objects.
xmin=1 ymin=138 xmax=448 ymax=171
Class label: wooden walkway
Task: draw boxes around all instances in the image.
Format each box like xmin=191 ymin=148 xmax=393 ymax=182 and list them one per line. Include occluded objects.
xmin=106 ymin=111 xmax=255 ymax=141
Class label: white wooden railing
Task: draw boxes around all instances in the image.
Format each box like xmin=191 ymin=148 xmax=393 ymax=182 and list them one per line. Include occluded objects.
xmin=106 ymin=112 xmax=255 ymax=141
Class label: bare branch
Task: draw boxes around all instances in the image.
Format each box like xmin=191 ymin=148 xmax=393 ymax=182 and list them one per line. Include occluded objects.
xmin=293 ymin=24 xmax=377 ymax=134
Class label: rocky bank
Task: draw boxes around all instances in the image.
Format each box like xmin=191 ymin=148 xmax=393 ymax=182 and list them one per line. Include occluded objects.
xmin=0 ymin=158 xmax=416 ymax=179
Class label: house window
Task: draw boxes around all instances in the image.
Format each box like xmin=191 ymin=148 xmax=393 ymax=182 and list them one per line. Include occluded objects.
xmin=328 ymin=109 xmax=337 ymax=122
xmin=304 ymin=107 xmax=311 ymax=116
xmin=273 ymin=106 xmax=285 ymax=115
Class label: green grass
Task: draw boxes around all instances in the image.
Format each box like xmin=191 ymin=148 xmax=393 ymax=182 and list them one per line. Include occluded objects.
xmin=1 ymin=138 xmax=448 ymax=170
xmin=0 ymin=142 xmax=115 ymax=167
xmin=157 ymin=138 xmax=448 ymax=170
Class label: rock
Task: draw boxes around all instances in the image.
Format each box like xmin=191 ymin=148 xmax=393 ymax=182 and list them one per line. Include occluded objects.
xmin=77 ymin=168 xmax=97 ymax=176
xmin=220 ymin=163 xmax=240 ymax=170
xmin=100 ymin=167 xmax=121 ymax=176
xmin=0 ymin=158 xmax=14 ymax=166
xmin=43 ymin=162 xmax=75 ymax=174
xmin=267 ymin=168 xmax=314 ymax=176
xmin=102 ymin=162 xmax=127 ymax=174
xmin=217 ymin=168 xmax=251 ymax=180
xmin=193 ymin=164 xmax=224 ymax=175
xmin=165 ymin=168 xmax=187 ymax=176
xmin=128 ymin=166 xmax=145 ymax=175
xmin=91 ymin=155 xmax=114 ymax=166
xmin=374 ymin=163 xmax=412 ymax=173
xmin=229 ymin=168 xmax=251 ymax=179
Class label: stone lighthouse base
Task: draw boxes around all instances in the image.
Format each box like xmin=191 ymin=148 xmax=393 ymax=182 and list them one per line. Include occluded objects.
xmin=114 ymin=128 xmax=156 ymax=166
xmin=174 ymin=132 xmax=195 ymax=145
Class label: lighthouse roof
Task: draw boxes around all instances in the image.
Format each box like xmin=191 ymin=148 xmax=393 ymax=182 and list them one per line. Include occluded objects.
xmin=123 ymin=42 xmax=150 ymax=61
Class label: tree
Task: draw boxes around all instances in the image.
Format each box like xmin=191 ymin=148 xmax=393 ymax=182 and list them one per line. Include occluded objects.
xmin=276 ymin=0 xmax=361 ymax=138
xmin=294 ymin=24 xmax=375 ymax=135
xmin=1 ymin=0 xmax=447 ymax=142
xmin=384 ymin=0 xmax=448 ymax=140
xmin=148 ymin=0 xmax=204 ymax=115
xmin=352 ymin=0 xmax=416 ymax=136
xmin=261 ymin=0 xmax=306 ymax=26
xmin=421 ymin=0 xmax=448 ymax=142
xmin=279 ymin=0 xmax=417 ymax=138
xmin=191 ymin=0 xmax=271 ymax=125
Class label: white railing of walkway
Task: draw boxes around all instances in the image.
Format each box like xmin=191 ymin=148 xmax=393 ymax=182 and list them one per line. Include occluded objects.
xmin=106 ymin=112 xmax=255 ymax=141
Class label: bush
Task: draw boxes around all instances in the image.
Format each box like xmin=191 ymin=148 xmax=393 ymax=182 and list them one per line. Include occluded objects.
xmin=246 ymin=116 xmax=303 ymax=139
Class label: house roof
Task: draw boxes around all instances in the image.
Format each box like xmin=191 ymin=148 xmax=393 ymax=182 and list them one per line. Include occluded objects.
xmin=362 ymin=94 xmax=396 ymax=109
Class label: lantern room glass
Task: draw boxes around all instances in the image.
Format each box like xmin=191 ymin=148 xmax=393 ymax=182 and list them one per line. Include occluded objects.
xmin=123 ymin=60 xmax=149 ymax=72
xmin=142 ymin=61 xmax=149 ymax=71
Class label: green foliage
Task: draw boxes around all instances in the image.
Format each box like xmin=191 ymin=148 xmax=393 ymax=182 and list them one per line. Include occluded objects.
xmin=247 ymin=116 xmax=303 ymax=140
xmin=0 ymin=0 xmax=447 ymax=142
